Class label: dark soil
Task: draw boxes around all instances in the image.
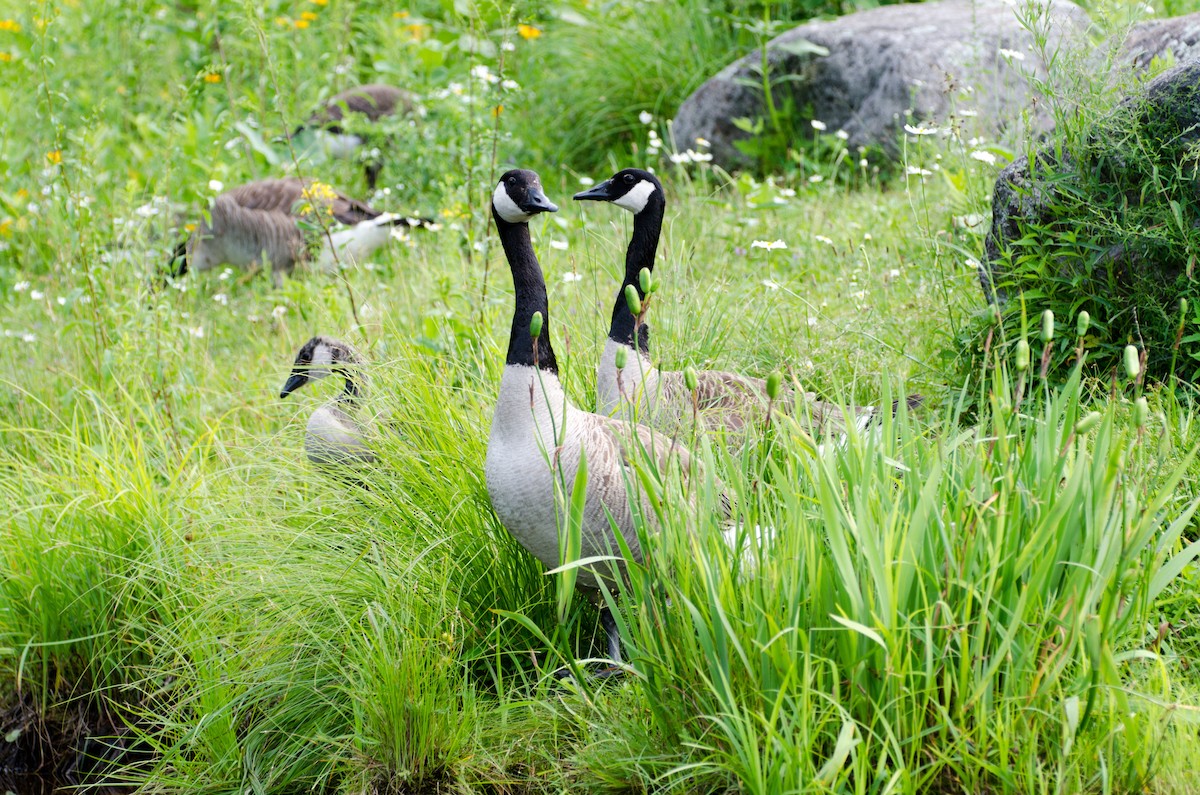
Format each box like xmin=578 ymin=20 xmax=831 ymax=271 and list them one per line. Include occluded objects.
xmin=0 ymin=692 xmax=152 ymax=793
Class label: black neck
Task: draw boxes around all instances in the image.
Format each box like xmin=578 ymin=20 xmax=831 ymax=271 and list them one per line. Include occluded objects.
xmin=496 ymin=210 xmax=558 ymax=373
xmin=608 ymin=199 xmax=663 ymax=353
xmin=338 ymin=367 xmax=364 ymax=405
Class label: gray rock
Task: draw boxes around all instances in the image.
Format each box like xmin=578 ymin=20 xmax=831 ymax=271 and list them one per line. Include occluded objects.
xmin=671 ymin=0 xmax=1090 ymax=170
xmin=980 ymin=59 xmax=1200 ymax=300
xmin=1118 ymin=11 xmax=1200 ymax=71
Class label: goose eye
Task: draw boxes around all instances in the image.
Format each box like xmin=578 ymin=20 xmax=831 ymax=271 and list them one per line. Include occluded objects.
xmin=623 ymin=174 xmax=634 ymax=184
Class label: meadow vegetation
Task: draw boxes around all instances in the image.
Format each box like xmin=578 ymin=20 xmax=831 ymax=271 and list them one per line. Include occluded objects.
xmin=1 ymin=0 xmax=1199 ymax=792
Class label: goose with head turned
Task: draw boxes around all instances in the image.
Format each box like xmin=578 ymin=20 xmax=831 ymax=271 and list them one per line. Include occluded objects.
xmin=168 ymin=178 xmax=425 ymax=284
xmin=280 ymin=335 xmax=375 ymax=466
xmin=296 ymin=84 xmax=414 ymax=190
xmin=575 ymin=167 xmax=920 ymax=436
xmin=485 ymin=168 xmax=729 ymax=676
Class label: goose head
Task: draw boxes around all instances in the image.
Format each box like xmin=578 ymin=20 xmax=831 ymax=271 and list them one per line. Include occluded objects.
xmin=492 ymin=169 xmax=558 ymax=225
xmin=280 ymin=336 xmax=360 ymax=398
xmin=573 ymin=168 xmax=663 ymax=215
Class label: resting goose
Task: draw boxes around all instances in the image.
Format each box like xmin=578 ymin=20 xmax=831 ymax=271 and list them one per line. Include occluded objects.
xmin=575 ymin=168 xmax=918 ymax=436
xmin=168 ymin=178 xmax=422 ymax=283
xmin=485 ymin=169 xmax=727 ymax=674
xmin=280 ymin=335 xmax=375 ymax=466
xmin=296 ymin=84 xmax=413 ymax=190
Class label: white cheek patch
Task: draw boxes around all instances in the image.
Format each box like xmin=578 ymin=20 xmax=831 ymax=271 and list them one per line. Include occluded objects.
xmin=613 ymin=180 xmax=657 ymax=214
xmin=493 ymin=182 xmax=531 ymax=224
xmin=307 ymin=344 xmax=333 ymax=379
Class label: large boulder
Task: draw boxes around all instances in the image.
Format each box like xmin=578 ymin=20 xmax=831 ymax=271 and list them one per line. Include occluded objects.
xmin=1118 ymin=11 xmax=1200 ymax=71
xmin=979 ymin=59 xmax=1200 ymax=377
xmin=671 ymin=0 xmax=1090 ymax=170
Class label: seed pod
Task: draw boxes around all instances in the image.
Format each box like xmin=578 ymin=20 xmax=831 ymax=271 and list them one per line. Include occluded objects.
xmin=1076 ymin=310 xmax=1090 ymax=338
xmin=1074 ymin=411 xmax=1102 ymax=435
xmin=625 ymin=284 xmax=643 ymax=316
xmin=529 ymin=311 xmax=543 ymax=340
xmin=766 ymin=371 xmax=782 ymax=401
xmin=639 ymin=267 xmax=654 ymax=295
xmin=614 ymin=346 xmax=628 ymax=370
xmin=684 ymin=365 xmax=698 ymax=392
xmin=1134 ymin=397 xmax=1149 ymax=428
xmin=1040 ymin=310 xmax=1054 ymax=343
xmin=1123 ymin=344 xmax=1140 ymax=381
xmin=1015 ymin=339 xmax=1030 ymax=372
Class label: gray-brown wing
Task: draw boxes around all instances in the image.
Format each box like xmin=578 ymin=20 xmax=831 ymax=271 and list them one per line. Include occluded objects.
xmin=225 ymin=179 xmax=307 ymax=215
xmin=659 ymin=368 xmax=768 ymax=432
xmin=320 ymin=84 xmax=411 ymax=124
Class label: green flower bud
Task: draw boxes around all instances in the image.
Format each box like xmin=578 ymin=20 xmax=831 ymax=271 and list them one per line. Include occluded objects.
xmin=1123 ymin=345 xmax=1140 ymax=381
xmin=1040 ymin=310 xmax=1054 ymax=343
xmin=1074 ymin=411 xmax=1102 ymax=435
xmin=1015 ymin=339 xmax=1030 ymax=372
xmin=1076 ymin=310 xmax=1090 ymax=337
xmin=614 ymin=346 xmax=628 ymax=370
xmin=625 ymin=284 xmax=643 ymax=316
xmin=990 ymin=305 xmax=1002 ymax=325
xmin=529 ymin=311 xmax=543 ymax=340
xmin=766 ymin=371 xmax=782 ymax=401
xmin=1181 ymin=297 xmax=1189 ymax=316
xmin=639 ymin=267 xmax=654 ymax=295
xmin=1134 ymin=397 xmax=1149 ymax=428
xmin=684 ymin=365 xmax=698 ymax=392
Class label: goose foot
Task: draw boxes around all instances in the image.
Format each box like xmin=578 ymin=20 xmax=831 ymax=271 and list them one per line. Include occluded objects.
xmin=549 ymin=606 xmax=626 ymax=682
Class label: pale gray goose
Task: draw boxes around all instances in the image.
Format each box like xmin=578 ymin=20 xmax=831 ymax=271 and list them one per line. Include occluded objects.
xmin=297 ymin=84 xmax=413 ymax=189
xmin=280 ymin=335 xmax=375 ymax=466
xmin=484 ymin=169 xmax=730 ymax=676
xmin=168 ymin=178 xmax=422 ymax=283
xmin=575 ymin=168 xmax=920 ymax=437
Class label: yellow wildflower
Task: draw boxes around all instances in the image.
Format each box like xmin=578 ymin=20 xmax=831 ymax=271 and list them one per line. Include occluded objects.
xmin=116 ymin=85 xmax=127 ymax=95
xmin=299 ymin=181 xmax=338 ymax=217
xmin=517 ymin=24 xmax=541 ymax=39
xmin=0 ymin=218 xmax=11 ymax=237
xmin=204 ymin=72 xmax=221 ymax=83
xmin=46 ymin=150 xmax=62 ymax=165
xmin=404 ymin=22 xmax=431 ymax=40
xmin=393 ymin=10 xmax=409 ymax=18
xmin=491 ymin=104 xmax=503 ymax=118
xmin=0 ymin=52 xmax=12 ymax=62
xmin=274 ymin=16 xmax=290 ymax=26
xmin=185 ymin=223 xmax=196 ymax=232
xmin=15 ymin=188 xmax=28 ymax=199
xmin=310 ymin=0 xmax=328 ymax=4
xmin=0 ymin=19 xmax=21 ymax=32
xmin=300 ymin=11 xmax=317 ymax=21
xmin=295 ymin=18 xmax=310 ymax=29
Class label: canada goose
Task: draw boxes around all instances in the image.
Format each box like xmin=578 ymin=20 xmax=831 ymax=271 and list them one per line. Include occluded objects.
xmin=297 ymin=84 xmax=413 ymax=190
xmin=574 ymin=168 xmax=918 ymax=436
xmin=485 ymin=169 xmax=728 ymax=675
xmin=168 ymin=178 xmax=423 ymax=283
xmin=280 ymin=335 xmax=375 ymax=466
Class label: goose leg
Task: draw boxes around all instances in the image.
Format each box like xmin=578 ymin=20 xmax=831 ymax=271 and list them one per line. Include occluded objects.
xmin=592 ymin=604 xmax=625 ymax=679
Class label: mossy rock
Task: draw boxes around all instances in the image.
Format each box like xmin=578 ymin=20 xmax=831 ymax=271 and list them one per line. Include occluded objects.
xmin=980 ymin=59 xmax=1200 ymax=380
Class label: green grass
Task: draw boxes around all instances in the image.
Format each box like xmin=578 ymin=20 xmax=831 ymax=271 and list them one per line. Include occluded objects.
xmin=2 ymin=0 xmax=1199 ymax=792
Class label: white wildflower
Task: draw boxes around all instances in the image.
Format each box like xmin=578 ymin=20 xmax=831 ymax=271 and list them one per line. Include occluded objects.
xmin=30 ymin=290 xmax=44 ymax=300
xmin=638 ymin=110 xmax=653 ymax=125
xmin=863 ymin=233 xmax=872 ymax=241
xmin=859 ymin=158 xmax=868 ymax=168
xmin=808 ymin=174 xmax=823 ymax=184
xmin=501 ymin=79 xmax=520 ymax=90
xmin=218 ymin=268 xmax=233 ymax=281
xmin=56 ymin=296 xmax=66 ymax=306
xmin=213 ymin=293 xmax=229 ymax=306
xmin=889 ymin=268 xmax=901 ymax=278
xmin=807 ymin=317 xmax=817 ymax=327
xmin=905 ymin=166 xmax=933 ymax=177
xmin=814 ymin=235 xmax=834 ymax=246
xmin=13 ymin=281 xmax=29 ymax=293
xmin=189 ymin=326 xmax=204 ymax=338
xmin=694 ymin=136 xmax=710 ymax=148
xmin=135 ymin=202 xmax=160 ymax=218
xmin=903 ymin=123 xmax=938 ymax=136
xmin=998 ymin=48 xmax=1025 ymax=61
xmin=549 ymin=240 xmax=568 ymax=250
xmin=958 ymin=109 xmax=979 ymax=117
xmin=835 ymin=129 xmax=849 ymax=140
xmin=470 ymin=64 xmax=499 ymax=84
xmin=578 ymin=176 xmax=595 ymax=187
xmin=501 ymin=41 xmax=515 ymax=52
xmin=965 ymin=257 xmax=982 ymax=270
xmin=668 ymin=152 xmax=690 ymax=164
xmin=208 ymin=179 xmax=224 ymax=192
xmin=21 ymin=333 xmax=35 ymax=343
xmin=271 ymin=305 xmax=287 ymax=321
xmin=761 ymin=279 xmax=780 ymax=290
xmin=27 ymin=203 xmax=39 ymax=214
xmin=561 ymin=272 xmax=582 ymax=283
xmin=751 ymin=239 xmax=788 ymax=251
xmin=810 ymin=119 xmax=827 ymax=131
xmin=970 ymin=150 xmax=997 ymax=165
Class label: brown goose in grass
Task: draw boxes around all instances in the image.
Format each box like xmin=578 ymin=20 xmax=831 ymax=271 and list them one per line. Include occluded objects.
xmin=299 ymin=84 xmax=414 ymax=190
xmin=168 ymin=178 xmax=423 ymax=284
xmin=280 ymin=335 xmax=375 ymax=467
